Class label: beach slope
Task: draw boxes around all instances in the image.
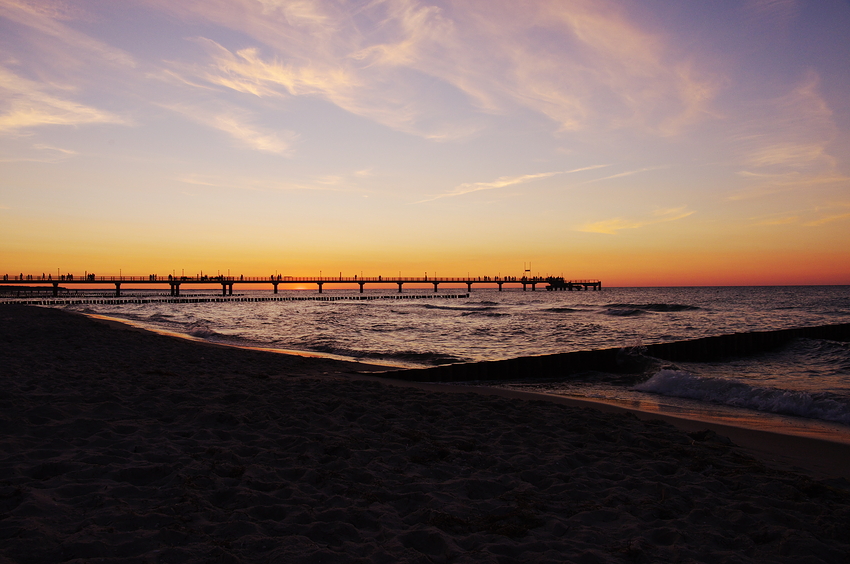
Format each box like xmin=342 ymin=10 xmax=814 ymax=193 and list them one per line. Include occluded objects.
xmin=2 ymin=305 xmax=849 ymax=563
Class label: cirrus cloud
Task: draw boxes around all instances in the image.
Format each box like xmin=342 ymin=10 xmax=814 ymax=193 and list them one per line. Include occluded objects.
xmin=578 ymin=206 xmax=694 ymax=235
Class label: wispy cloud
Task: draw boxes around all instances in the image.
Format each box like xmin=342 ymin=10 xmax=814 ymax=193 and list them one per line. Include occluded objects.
xmin=749 ymin=202 xmax=850 ymax=227
xmin=177 ymin=173 xmax=316 ymax=193
xmin=726 ymin=72 xmax=847 ymax=209
xmin=578 ymin=165 xmax=669 ymax=186
xmin=803 ymin=202 xmax=850 ymax=227
xmin=162 ymin=103 xmax=298 ymax=156
xmin=416 ymin=164 xmax=611 ymax=203
xmin=0 ymin=66 xmax=127 ymax=133
xmin=0 ymin=142 xmax=78 ymax=163
xmin=804 ymin=213 xmax=850 ymax=227
xmin=176 ymin=169 xmax=366 ymax=193
xmin=0 ymin=0 xmax=136 ymax=68
xmin=147 ymin=0 xmax=721 ymax=139
xmin=577 ymin=206 xmax=694 ymax=234
xmin=733 ymin=73 xmax=837 ymax=173
xmin=743 ymin=0 xmax=800 ymax=28
xmin=32 ymin=143 xmax=76 ymax=155
xmin=210 ymin=114 xmax=296 ymax=156
xmin=728 ymin=171 xmax=848 ymax=201
xmin=754 ymin=215 xmax=799 ymax=226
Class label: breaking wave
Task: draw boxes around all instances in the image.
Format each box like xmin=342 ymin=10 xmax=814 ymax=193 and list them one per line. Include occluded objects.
xmin=186 ymin=323 xmax=225 ymax=339
xmin=421 ymin=303 xmax=499 ymax=312
xmin=606 ymin=303 xmax=700 ymax=313
xmin=604 ymin=308 xmax=647 ymax=317
xmin=634 ymin=369 xmax=850 ymax=425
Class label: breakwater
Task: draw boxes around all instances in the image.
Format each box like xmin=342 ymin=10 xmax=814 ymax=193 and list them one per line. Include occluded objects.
xmin=378 ymin=323 xmax=850 ymax=382
xmin=1 ymin=293 xmax=470 ymax=306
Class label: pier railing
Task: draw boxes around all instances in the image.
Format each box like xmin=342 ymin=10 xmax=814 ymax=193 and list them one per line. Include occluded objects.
xmin=2 ymin=273 xmax=601 ymax=297
xmin=3 ymin=274 xmax=599 ymax=283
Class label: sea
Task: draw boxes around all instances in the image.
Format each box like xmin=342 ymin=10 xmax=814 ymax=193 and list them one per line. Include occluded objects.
xmin=10 ymin=285 xmax=850 ymax=443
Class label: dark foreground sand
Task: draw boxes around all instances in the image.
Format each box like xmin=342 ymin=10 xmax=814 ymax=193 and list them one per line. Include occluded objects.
xmin=2 ymin=306 xmax=850 ymax=563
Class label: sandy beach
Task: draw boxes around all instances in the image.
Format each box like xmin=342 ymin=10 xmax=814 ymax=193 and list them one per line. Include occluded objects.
xmin=2 ymin=305 xmax=850 ymax=563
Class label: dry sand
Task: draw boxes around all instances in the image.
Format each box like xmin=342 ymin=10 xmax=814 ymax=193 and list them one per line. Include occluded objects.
xmin=2 ymin=305 xmax=850 ymax=563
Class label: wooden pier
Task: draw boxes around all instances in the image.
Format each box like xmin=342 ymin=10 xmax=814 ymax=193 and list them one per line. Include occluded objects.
xmin=543 ymin=277 xmax=602 ymax=291
xmin=1 ymin=274 xmax=601 ymax=297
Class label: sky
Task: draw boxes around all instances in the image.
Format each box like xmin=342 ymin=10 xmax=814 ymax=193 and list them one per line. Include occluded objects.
xmin=1 ymin=0 xmax=849 ymax=286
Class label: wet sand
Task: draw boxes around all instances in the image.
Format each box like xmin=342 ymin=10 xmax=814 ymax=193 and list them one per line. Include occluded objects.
xmin=2 ymin=305 xmax=850 ymax=563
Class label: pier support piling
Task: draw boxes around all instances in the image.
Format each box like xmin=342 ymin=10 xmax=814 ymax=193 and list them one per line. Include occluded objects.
xmin=397 ymin=282 xmax=403 ymax=293
xmin=317 ymin=282 xmax=324 ymax=294
xmin=273 ymin=282 xmax=278 ymax=294
xmin=52 ymin=282 xmax=58 ymax=297
xmin=359 ymin=282 xmax=365 ymax=294
xmin=114 ymin=283 xmax=121 ymax=297
xmin=432 ymin=282 xmax=439 ymax=293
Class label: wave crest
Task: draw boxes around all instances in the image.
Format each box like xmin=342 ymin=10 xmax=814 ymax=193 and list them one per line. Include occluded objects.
xmin=634 ymin=369 xmax=850 ymax=425
xmin=606 ymin=303 xmax=700 ymax=312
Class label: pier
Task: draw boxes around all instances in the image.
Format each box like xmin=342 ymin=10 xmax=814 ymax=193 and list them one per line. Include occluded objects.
xmin=1 ymin=274 xmax=601 ymax=297
xmin=543 ymin=277 xmax=602 ymax=291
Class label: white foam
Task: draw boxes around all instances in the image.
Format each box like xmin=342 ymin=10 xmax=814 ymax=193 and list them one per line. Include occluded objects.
xmin=634 ymin=369 xmax=850 ymax=425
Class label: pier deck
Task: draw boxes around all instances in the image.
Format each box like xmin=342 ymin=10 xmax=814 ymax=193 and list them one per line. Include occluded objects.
xmin=2 ymin=274 xmax=601 ymax=297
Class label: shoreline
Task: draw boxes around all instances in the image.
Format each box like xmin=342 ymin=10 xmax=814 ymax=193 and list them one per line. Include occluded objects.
xmin=4 ymin=304 xmax=850 ymax=562
xmin=83 ymin=312 xmax=411 ymax=368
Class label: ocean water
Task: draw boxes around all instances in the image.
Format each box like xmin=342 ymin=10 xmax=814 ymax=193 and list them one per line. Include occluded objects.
xmin=14 ymin=285 xmax=850 ymax=442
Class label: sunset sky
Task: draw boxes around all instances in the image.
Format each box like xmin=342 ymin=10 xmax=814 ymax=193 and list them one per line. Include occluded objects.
xmin=2 ymin=0 xmax=849 ymax=286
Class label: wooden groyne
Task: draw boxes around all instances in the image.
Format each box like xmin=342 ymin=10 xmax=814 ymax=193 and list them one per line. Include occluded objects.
xmin=0 ymin=293 xmax=470 ymax=306
xmin=378 ymin=323 xmax=850 ymax=383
